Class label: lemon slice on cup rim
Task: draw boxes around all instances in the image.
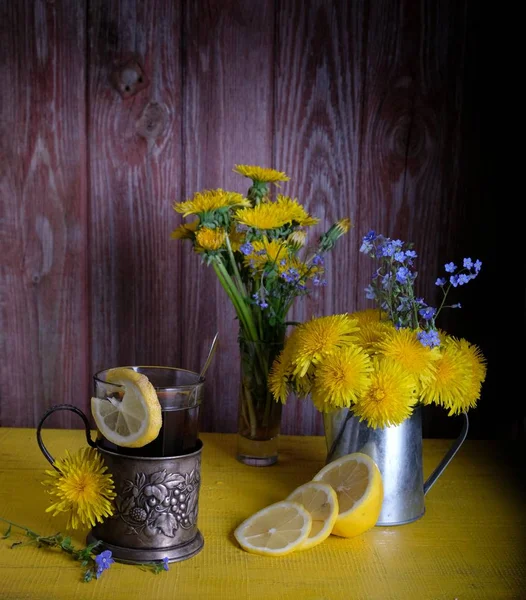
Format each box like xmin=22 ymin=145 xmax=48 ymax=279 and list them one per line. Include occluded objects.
xmin=234 ymin=501 xmax=312 ymax=557
xmin=312 ymin=451 xmax=383 ymax=538
xmin=91 ymin=367 xmax=162 ymax=448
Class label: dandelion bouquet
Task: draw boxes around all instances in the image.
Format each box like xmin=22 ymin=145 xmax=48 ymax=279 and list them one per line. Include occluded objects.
xmin=171 ymin=165 xmax=350 ymax=461
xmin=270 ymin=231 xmax=487 ymax=430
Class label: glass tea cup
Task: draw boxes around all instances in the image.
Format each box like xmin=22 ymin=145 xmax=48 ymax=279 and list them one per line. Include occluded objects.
xmin=93 ymin=366 xmax=204 ymax=457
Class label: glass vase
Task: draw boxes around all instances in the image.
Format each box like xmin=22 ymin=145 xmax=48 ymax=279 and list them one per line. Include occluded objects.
xmin=236 ymin=336 xmax=285 ymax=466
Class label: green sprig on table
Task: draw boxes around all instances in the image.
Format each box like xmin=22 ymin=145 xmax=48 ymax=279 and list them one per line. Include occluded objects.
xmin=0 ymin=517 xmax=168 ymax=582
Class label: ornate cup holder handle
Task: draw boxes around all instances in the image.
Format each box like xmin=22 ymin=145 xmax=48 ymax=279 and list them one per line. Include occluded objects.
xmin=36 ymin=404 xmax=97 ymax=471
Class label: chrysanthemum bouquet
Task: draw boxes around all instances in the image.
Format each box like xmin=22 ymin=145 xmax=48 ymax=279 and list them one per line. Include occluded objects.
xmin=270 ymin=231 xmax=487 ymax=429
xmin=171 ymin=165 xmax=350 ymax=446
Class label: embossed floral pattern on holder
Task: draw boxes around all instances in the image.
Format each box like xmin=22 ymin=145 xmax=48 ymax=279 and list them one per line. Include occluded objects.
xmin=115 ymin=467 xmax=200 ymax=539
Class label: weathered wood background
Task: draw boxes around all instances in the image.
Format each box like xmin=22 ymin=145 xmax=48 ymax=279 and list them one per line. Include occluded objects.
xmin=1 ymin=1 xmax=505 ymax=438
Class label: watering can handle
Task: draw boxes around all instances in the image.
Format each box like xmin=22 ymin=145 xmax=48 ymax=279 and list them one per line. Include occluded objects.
xmin=423 ymin=411 xmax=469 ymax=495
xmin=36 ymin=404 xmax=97 ymax=471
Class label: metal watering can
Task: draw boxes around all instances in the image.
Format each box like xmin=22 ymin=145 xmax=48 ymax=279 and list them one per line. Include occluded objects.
xmin=323 ymin=406 xmax=469 ymax=526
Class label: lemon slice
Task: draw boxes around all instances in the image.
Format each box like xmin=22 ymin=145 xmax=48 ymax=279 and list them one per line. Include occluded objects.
xmin=286 ymin=481 xmax=339 ymax=550
xmin=234 ymin=501 xmax=312 ymax=557
xmin=91 ymin=367 xmax=162 ymax=448
xmin=312 ymin=452 xmax=383 ymax=538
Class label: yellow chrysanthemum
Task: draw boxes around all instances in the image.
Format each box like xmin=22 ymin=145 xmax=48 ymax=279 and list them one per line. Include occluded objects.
xmin=352 ymin=358 xmax=418 ymax=429
xmin=233 ymin=164 xmax=290 ymax=184
xmin=376 ymin=328 xmax=439 ymax=392
xmin=174 ymin=189 xmax=250 ymax=217
xmin=420 ymin=338 xmax=481 ymax=415
xmin=170 ymin=219 xmax=199 ymax=240
xmin=311 ymin=345 xmax=373 ymax=412
xmin=42 ymin=447 xmax=116 ymax=530
xmin=196 ymin=227 xmax=226 ymax=251
xmin=291 ymin=315 xmax=360 ymax=377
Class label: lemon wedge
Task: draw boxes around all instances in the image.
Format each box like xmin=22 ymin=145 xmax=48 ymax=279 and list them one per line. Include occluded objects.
xmin=91 ymin=367 xmax=162 ymax=448
xmin=234 ymin=501 xmax=312 ymax=557
xmin=312 ymin=452 xmax=383 ymax=538
xmin=286 ymin=481 xmax=339 ymax=550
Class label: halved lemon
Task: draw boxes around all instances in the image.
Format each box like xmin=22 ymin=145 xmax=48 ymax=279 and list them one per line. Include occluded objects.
xmin=234 ymin=501 xmax=312 ymax=557
xmin=312 ymin=452 xmax=383 ymax=538
xmin=91 ymin=367 xmax=162 ymax=448
xmin=286 ymin=481 xmax=339 ymax=550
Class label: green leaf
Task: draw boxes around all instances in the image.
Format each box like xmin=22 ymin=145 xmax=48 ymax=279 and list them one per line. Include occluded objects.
xmin=83 ymin=569 xmax=93 ymax=583
xmin=2 ymin=524 xmax=11 ymax=539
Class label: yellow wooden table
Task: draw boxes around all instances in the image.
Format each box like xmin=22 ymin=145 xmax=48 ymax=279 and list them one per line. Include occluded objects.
xmin=0 ymin=428 xmax=524 ymax=599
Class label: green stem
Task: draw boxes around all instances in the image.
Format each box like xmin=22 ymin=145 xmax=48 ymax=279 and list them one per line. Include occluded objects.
xmin=0 ymin=517 xmax=39 ymax=538
xmin=212 ymin=261 xmax=257 ymax=341
xmin=224 ymin=235 xmax=247 ymax=297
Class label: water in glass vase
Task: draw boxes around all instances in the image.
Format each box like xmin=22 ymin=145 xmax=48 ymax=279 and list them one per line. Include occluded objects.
xmin=236 ymin=337 xmax=284 ymax=466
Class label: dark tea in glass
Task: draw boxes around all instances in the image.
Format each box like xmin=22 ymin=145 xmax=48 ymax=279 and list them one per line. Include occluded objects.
xmin=93 ymin=366 xmax=204 ymax=457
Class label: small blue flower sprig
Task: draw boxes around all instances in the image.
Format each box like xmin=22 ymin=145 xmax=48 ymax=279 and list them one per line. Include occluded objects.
xmin=1 ymin=517 xmax=170 ymax=582
xmin=359 ymin=231 xmax=482 ymax=348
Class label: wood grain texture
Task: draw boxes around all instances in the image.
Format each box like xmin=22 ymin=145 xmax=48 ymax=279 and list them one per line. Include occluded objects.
xmin=88 ymin=1 xmax=183 ymax=384
xmin=1 ymin=428 xmax=524 ymax=599
xmin=0 ymin=0 xmax=88 ymax=427
xmin=180 ymin=0 xmax=275 ymax=433
xmin=1 ymin=0 xmax=500 ymax=438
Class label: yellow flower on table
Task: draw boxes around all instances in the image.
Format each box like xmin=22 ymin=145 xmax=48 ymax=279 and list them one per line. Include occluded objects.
xmin=42 ymin=447 xmax=116 ymax=530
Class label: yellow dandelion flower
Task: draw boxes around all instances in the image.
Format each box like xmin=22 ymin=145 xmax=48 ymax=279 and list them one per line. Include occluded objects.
xmin=311 ymin=345 xmax=373 ymax=412
xmin=355 ymin=320 xmax=394 ymax=354
xmin=376 ymin=328 xmax=439 ymax=390
xmin=352 ymin=358 xmax=418 ymax=429
xmin=170 ymin=219 xmax=199 ymax=240
xmin=234 ymin=195 xmax=318 ymax=230
xmin=235 ymin=203 xmax=288 ymax=230
xmin=287 ymin=230 xmax=307 ymax=250
xmin=243 ymin=238 xmax=289 ymax=271
xmin=453 ymin=337 xmax=487 ymax=402
xmin=420 ymin=338 xmax=480 ymax=415
xmin=228 ymin=225 xmax=245 ymax=252
xmin=349 ymin=308 xmax=387 ymax=325
xmin=174 ymin=188 xmax=250 ymax=217
xmin=233 ymin=164 xmax=290 ymax=184
xmin=275 ymin=195 xmax=319 ymax=227
xmin=196 ymin=227 xmax=226 ymax=251
xmin=291 ymin=314 xmax=360 ymax=377
xmin=269 ymin=329 xmax=301 ymax=403
xmin=42 ymin=447 xmax=116 ymax=530
xmin=335 ymin=217 xmax=352 ymax=234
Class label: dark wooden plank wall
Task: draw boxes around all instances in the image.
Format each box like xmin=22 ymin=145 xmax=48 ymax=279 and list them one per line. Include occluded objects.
xmin=2 ymin=1 xmax=503 ymax=438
